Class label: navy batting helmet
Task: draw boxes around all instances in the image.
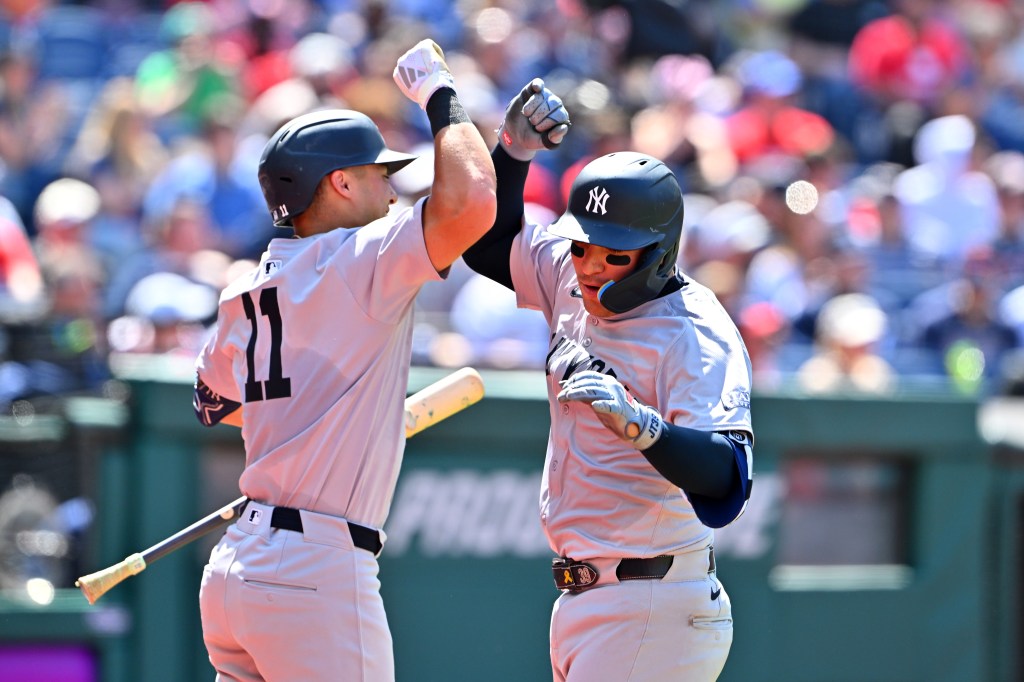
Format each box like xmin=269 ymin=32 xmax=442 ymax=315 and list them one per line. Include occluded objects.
xmin=549 ymin=152 xmax=684 ymax=313
xmin=258 ymin=109 xmax=417 ymax=227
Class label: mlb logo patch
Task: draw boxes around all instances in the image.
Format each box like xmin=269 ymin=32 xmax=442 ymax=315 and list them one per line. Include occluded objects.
xmin=247 ymin=508 xmax=263 ymax=525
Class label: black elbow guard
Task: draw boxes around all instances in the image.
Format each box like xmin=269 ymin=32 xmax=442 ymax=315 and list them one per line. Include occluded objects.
xmin=193 ymin=377 xmax=241 ymax=427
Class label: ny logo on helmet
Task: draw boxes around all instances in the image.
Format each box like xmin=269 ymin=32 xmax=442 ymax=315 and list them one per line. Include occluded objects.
xmin=586 ymin=187 xmax=609 ymax=215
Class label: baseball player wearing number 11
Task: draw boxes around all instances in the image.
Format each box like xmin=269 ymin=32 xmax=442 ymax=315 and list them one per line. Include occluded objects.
xmin=464 ymin=79 xmax=754 ymax=681
xmin=190 ymin=40 xmax=495 ymax=681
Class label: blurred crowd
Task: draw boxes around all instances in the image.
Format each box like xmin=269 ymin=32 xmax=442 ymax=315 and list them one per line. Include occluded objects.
xmin=0 ymin=0 xmax=1022 ymax=412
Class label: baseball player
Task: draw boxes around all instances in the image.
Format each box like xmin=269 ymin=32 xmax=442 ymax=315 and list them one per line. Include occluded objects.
xmin=463 ymin=80 xmax=754 ymax=681
xmin=190 ymin=40 xmax=496 ymax=681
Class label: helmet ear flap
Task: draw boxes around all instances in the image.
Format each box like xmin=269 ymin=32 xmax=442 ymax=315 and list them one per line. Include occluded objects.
xmin=598 ymin=245 xmax=675 ymax=314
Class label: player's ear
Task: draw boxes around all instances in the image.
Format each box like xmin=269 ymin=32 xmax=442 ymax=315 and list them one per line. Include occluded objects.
xmin=326 ymin=169 xmax=355 ymax=198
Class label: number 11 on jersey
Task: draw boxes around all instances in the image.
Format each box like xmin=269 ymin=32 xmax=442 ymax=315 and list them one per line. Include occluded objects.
xmin=241 ymin=287 xmax=292 ymax=402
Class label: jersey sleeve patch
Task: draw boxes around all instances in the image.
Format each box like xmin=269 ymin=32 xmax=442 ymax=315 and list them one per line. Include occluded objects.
xmin=194 ymin=376 xmax=242 ymax=427
xmin=722 ymin=389 xmax=751 ymax=411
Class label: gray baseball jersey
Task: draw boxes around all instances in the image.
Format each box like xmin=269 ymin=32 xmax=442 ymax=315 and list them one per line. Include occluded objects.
xmin=195 ymin=197 xmax=441 ymax=530
xmin=509 ymin=219 xmax=754 ymax=560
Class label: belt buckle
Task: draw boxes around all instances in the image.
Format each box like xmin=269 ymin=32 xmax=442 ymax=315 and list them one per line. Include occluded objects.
xmin=551 ymin=557 xmax=599 ymax=593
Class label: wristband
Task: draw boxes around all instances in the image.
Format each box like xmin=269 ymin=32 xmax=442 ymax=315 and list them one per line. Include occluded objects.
xmin=425 ymin=87 xmax=470 ymax=137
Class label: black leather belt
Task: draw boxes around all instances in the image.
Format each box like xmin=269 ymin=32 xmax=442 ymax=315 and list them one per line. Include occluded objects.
xmin=270 ymin=506 xmax=383 ymax=555
xmin=616 ymin=555 xmax=675 ymax=581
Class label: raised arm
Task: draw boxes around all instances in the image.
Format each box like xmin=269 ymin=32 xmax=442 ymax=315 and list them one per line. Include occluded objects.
xmin=463 ymin=79 xmax=571 ymax=289
xmin=393 ymin=40 xmax=496 ymax=272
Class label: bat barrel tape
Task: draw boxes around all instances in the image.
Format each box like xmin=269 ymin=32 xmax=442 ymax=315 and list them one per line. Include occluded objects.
xmin=76 ymin=552 xmax=146 ymax=605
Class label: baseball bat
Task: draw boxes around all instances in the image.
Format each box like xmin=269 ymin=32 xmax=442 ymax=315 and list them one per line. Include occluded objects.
xmin=76 ymin=367 xmax=485 ymax=605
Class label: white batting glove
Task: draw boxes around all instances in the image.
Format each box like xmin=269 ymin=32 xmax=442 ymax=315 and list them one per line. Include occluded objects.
xmin=497 ymin=78 xmax=571 ymax=162
xmin=557 ymin=371 xmax=664 ymax=450
xmin=393 ymin=39 xmax=457 ymax=110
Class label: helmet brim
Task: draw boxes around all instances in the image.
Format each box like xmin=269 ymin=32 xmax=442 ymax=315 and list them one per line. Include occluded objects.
xmin=377 ymin=149 xmax=418 ymax=174
xmin=548 ymin=212 xmax=662 ymax=251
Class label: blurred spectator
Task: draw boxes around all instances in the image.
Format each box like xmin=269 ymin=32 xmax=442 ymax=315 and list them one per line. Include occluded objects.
xmin=458 ymin=4 xmax=559 ymax=98
xmin=111 ymin=270 xmax=217 ymax=356
xmin=133 ymin=1 xmax=240 ymax=139
xmin=219 ymin=5 xmax=296 ymax=103
xmin=847 ymin=0 xmax=973 ymax=165
xmin=982 ymin=149 xmax=1024 ymax=290
xmin=141 ymin=107 xmax=273 ymax=260
xmin=843 ymin=161 xmax=947 ymax=311
xmin=684 ymin=197 xmax=771 ymax=272
xmin=0 ymin=0 xmax=1017 ymax=399
xmin=235 ymin=29 xmax=359 ymax=142
xmin=787 ymin=0 xmax=888 ymax=155
xmin=792 ymin=236 xmax=888 ymax=346
xmin=959 ymin=0 xmax=1024 ymax=153
xmin=523 ymin=162 xmax=561 ymax=222
xmin=893 ymin=114 xmax=1000 ymax=264
xmin=723 ymin=50 xmax=836 ymax=169
xmin=0 ymin=194 xmax=44 ymax=320
xmin=1001 ymin=282 xmax=1024 ymax=350
xmin=848 ymin=0 xmax=971 ymax=108
xmin=288 ymin=31 xmax=358 ymax=106
xmin=0 ymin=45 xmax=71 ymax=231
xmin=741 ymin=177 xmax=837 ymax=343
xmin=912 ymin=249 xmax=1020 ymax=385
xmin=691 ymin=258 xmax=745 ymax=319
xmin=577 ymin=0 xmax=717 ymax=64
xmin=30 ymin=177 xmax=103 ymax=281
xmin=103 ymin=196 xmax=218 ymax=321
xmin=738 ymin=300 xmax=792 ymax=390
xmin=796 ymin=292 xmax=896 ymax=394
xmin=0 ymin=244 xmax=109 ymax=408
xmin=630 ymin=53 xmax=738 ymax=190
xmin=678 ymin=192 xmax=721 ymax=270
xmin=63 ymin=77 xmax=169 ymax=268
xmin=555 ymin=78 xmax=633 ymax=182
xmin=446 ymin=273 xmax=551 ymax=370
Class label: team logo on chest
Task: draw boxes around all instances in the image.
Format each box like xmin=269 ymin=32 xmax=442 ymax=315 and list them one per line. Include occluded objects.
xmin=546 ymin=335 xmax=623 ymax=386
xmin=586 ymin=187 xmax=609 ymax=215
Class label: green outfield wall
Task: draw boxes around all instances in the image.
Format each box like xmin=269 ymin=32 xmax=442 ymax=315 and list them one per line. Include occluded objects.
xmin=0 ymin=361 xmax=1021 ymax=682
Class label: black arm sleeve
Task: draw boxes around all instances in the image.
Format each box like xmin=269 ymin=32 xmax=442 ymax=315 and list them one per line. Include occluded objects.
xmin=639 ymin=423 xmax=738 ymax=497
xmin=461 ymin=145 xmax=531 ymax=289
